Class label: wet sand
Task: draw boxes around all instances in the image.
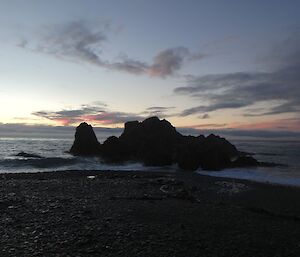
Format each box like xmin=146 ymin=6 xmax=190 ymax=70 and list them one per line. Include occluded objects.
xmin=1 ymin=170 xmax=300 ymax=257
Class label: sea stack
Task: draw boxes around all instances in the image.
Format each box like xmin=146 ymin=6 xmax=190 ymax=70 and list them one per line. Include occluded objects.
xmin=69 ymin=122 xmax=101 ymax=155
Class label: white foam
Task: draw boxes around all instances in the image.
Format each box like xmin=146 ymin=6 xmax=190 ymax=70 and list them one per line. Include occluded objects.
xmin=197 ymin=167 xmax=300 ymax=187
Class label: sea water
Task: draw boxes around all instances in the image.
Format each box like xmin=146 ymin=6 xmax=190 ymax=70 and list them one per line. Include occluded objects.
xmin=0 ymin=130 xmax=299 ymax=186
xmin=0 ymin=129 xmax=175 ymax=174
xmin=199 ymin=139 xmax=300 ymax=186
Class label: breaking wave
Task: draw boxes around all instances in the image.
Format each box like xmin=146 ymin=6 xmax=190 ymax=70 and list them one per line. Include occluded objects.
xmin=0 ymin=156 xmax=80 ymax=169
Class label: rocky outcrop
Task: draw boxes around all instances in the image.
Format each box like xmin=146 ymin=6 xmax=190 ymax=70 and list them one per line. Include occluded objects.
xmin=101 ymin=136 xmax=128 ymax=163
xmin=116 ymin=117 xmax=183 ymax=166
xmin=69 ymin=122 xmax=101 ymax=155
xmin=231 ymin=156 xmax=259 ymax=167
xmin=69 ymin=117 xmax=257 ymax=171
xmin=16 ymin=151 xmax=43 ymax=159
xmin=176 ymin=134 xmax=237 ymax=170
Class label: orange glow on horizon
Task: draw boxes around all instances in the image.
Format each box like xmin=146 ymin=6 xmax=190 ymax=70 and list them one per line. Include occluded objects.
xmin=4 ymin=114 xmax=300 ymax=132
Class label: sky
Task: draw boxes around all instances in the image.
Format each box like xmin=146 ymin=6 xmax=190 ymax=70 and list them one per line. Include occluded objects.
xmin=0 ymin=0 xmax=300 ymax=133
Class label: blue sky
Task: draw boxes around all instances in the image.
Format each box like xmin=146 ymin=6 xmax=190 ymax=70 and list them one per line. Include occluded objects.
xmin=0 ymin=0 xmax=299 ymax=131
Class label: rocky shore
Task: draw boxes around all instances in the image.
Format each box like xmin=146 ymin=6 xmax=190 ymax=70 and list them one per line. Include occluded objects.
xmin=1 ymin=170 xmax=300 ymax=257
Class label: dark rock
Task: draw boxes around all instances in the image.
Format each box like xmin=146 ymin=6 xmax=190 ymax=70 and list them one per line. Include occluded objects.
xmin=69 ymin=117 xmax=255 ymax=171
xmin=177 ymin=136 xmax=203 ymax=170
xmin=259 ymin=161 xmax=287 ymax=168
xmin=16 ymin=151 xmax=43 ymax=159
xmin=119 ymin=117 xmax=182 ymax=166
xmin=200 ymin=134 xmax=237 ymax=170
xmin=69 ymin=122 xmax=101 ymax=155
xmin=232 ymin=156 xmax=259 ymax=167
xmin=239 ymin=151 xmax=255 ymax=156
xmin=141 ymin=145 xmax=174 ymax=166
xmin=205 ymin=134 xmax=238 ymax=158
xmin=101 ymin=136 xmax=128 ymax=163
xmin=177 ymin=134 xmax=238 ymax=171
xmin=123 ymin=120 xmax=139 ymax=134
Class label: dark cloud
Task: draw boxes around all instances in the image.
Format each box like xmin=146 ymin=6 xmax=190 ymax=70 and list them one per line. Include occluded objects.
xmin=109 ymin=57 xmax=147 ymax=75
xmin=244 ymin=102 xmax=300 ymax=117
xmin=201 ymin=114 xmax=210 ymax=119
xmin=177 ymin=126 xmax=300 ymax=139
xmin=175 ymin=32 xmax=300 ymax=117
xmin=148 ymin=47 xmax=203 ymax=77
xmin=35 ymin=20 xmax=107 ymax=65
xmin=84 ymin=112 xmax=144 ymax=125
xmin=23 ymin=20 xmax=203 ymax=78
xmin=177 ymin=118 xmax=300 ymax=138
xmin=190 ymin=123 xmax=227 ymax=128
xmin=32 ymin=104 xmax=106 ymax=125
xmin=181 ymin=101 xmax=248 ymax=116
xmin=32 ymin=104 xmax=145 ymax=126
xmin=17 ymin=39 xmax=28 ymax=48
xmin=0 ymin=123 xmax=75 ymax=139
xmin=142 ymin=106 xmax=176 ymax=117
xmin=1 ymin=121 xmax=299 ymax=140
xmin=219 ymin=129 xmax=300 ymax=139
xmin=107 ymin=48 xmax=201 ymax=76
xmin=146 ymin=106 xmax=175 ymax=113
xmin=89 ymin=101 xmax=107 ymax=107
xmin=32 ymin=103 xmax=179 ymax=126
xmin=0 ymin=123 xmax=122 ymax=139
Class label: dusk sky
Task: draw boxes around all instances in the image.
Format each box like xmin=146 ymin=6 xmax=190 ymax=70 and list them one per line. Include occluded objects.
xmin=1 ymin=0 xmax=300 ymax=132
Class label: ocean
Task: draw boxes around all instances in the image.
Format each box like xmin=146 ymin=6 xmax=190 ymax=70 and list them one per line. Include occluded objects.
xmin=198 ymin=138 xmax=300 ymax=187
xmin=0 ymin=129 xmax=299 ymax=186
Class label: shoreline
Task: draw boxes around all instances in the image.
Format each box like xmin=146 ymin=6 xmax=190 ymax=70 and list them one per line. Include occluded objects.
xmin=2 ymin=167 xmax=300 ymax=189
xmin=1 ymin=169 xmax=300 ymax=256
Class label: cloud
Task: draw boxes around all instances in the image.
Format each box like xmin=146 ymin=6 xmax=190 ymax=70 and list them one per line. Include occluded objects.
xmin=32 ymin=103 xmax=178 ymax=126
xmin=175 ymin=32 xmax=300 ymax=117
xmin=0 ymin=123 xmax=122 ymax=139
xmin=82 ymin=112 xmax=144 ymax=125
xmin=89 ymin=101 xmax=107 ymax=107
xmin=32 ymin=103 xmax=145 ymax=126
xmin=32 ymin=104 xmax=106 ymax=125
xmin=1 ymin=121 xmax=299 ymax=140
xmin=146 ymin=106 xmax=174 ymax=112
xmin=201 ymin=114 xmax=210 ymax=119
xmin=17 ymin=39 xmax=28 ymax=48
xmin=34 ymin=20 xmax=107 ymax=66
xmin=243 ymin=102 xmax=300 ymax=117
xmin=189 ymin=123 xmax=227 ymax=128
xmin=181 ymin=100 xmax=249 ymax=116
xmin=230 ymin=118 xmax=300 ymax=131
xmin=22 ymin=20 xmax=203 ymax=78
xmin=142 ymin=106 xmax=176 ymax=117
xmin=178 ymin=127 xmax=300 ymax=139
xmin=148 ymin=47 xmax=203 ymax=77
xmin=177 ymin=118 xmax=300 ymax=138
xmin=109 ymin=56 xmax=147 ymax=75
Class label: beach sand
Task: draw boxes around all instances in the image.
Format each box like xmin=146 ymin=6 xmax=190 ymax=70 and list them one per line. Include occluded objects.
xmin=1 ymin=170 xmax=300 ymax=257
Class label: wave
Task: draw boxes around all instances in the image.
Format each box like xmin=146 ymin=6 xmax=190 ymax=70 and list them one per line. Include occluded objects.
xmin=0 ymin=157 xmax=80 ymax=169
xmin=0 ymin=155 xmax=178 ymax=173
xmin=197 ymin=168 xmax=300 ymax=187
xmin=257 ymin=152 xmax=284 ymax=156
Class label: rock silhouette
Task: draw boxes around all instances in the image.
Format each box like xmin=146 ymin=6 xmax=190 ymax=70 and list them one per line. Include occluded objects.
xmin=231 ymin=156 xmax=259 ymax=167
xmin=70 ymin=122 xmax=101 ymax=155
xmin=16 ymin=151 xmax=43 ymax=159
xmin=117 ymin=117 xmax=182 ymax=166
xmin=69 ymin=117 xmax=258 ymax=171
xmin=177 ymin=134 xmax=236 ymax=171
